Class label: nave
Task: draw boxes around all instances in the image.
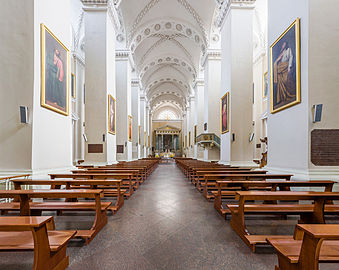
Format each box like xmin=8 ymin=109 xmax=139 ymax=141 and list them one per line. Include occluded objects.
xmin=0 ymin=161 xmax=338 ymax=270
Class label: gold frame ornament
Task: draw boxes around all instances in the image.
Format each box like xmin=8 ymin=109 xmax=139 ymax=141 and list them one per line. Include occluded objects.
xmin=220 ymin=92 xmax=229 ymax=134
xmin=71 ymin=73 xmax=76 ymax=98
xmin=108 ymin=94 xmax=116 ymax=135
xmin=41 ymin=24 xmax=69 ymax=116
xmin=270 ymin=18 xmax=301 ymax=113
xmin=128 ymin=115 xmax=132 ymax=142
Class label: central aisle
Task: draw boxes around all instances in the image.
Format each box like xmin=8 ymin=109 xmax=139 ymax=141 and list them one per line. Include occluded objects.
xmin=69 ymin=164 xmax=276 ymax=270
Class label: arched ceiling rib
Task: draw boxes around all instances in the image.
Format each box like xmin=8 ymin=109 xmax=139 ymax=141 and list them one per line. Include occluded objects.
xmin=119 ymin=0 xmax=217 ymax=117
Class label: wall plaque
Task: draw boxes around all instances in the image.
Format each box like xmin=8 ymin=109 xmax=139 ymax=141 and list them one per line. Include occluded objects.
xmin=88 ymin=144 xmax=103 ymax=153
xmin=311 ymin=129 xmax=339 ymax=166
xmin=117 ymin=145 xmax=124 ymax=154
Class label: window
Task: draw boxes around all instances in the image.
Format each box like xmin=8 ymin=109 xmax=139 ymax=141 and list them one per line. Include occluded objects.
xmin=157 ymin=109 xmax=178 ymax=120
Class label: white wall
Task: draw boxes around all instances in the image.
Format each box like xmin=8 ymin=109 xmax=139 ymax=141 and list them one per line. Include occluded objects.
xmin=267 ymin=0 xmax=309 ymax=175
xmin=32 ymin=0 xmax=72 ymax=172
xmin=131 ymin=83 xmax=140 ymax=160
xmin=0 ymin=0 xmax=34 ymax=173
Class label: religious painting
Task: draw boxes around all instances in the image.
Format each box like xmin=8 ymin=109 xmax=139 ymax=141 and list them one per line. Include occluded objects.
xmin=263 ymin=72 xmax=268 ymax=99
xmin=144 ymin=132 xmax=147 ymax=147
xmin=148 ymin=135 xmax=150 ymax=148
xmin=108 ymin=95 xmax=116 ymax=135
xmin=194 ymin=125 xmax=197 ymax=144
xmin=185 ymin=135 xmax=187 ymax=149
xmin=189 ymin=132 xmax=191 ymax=147
xmin=270 ymin=18 xmax=301 ymax=113
xmin=138 ymin=126 xmax=141 ymax=145
xmin=221 ymin=92 xmax=229 ymax=134
xmin=128 ymin=116 xmax=132 ymax=142
xmin=41 ymin=24 xmax=69 ymax=115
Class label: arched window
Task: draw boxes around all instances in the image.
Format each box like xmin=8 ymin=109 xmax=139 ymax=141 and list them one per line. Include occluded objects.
xmin=157 ymin=109 xmax=178 ymax=120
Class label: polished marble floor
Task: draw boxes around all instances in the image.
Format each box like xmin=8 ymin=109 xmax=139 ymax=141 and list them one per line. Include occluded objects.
xmin=0 ymin=164 xmax=336 ymax=269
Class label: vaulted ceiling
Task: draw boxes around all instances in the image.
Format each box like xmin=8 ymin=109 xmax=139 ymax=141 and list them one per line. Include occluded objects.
xmin=116 ymin=0 xmax=220 ymax=118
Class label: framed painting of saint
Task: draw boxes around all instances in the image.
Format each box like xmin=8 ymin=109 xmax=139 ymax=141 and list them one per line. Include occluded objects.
xmin=189 ymin=132 xmax=191 ymax=147
xmin=144 ymin=132 xmax=147 ymax=147
xmin=128 ymin=116 xmax=132 ymax=142
xmin=108 ymin=95 xmax=116 ymax=135
xmin=263 ymin=72 xmax=268 ymax=99
xmin=194 ymin=125 xmax=197 ymax=144
xmin=138 ymin=126 xmax=141 ymax=145
xmin=270 ymin=18 xmax=301 ymax=113
xmin=185 ymin=135 xmax=187 ymax=149
xmin=221 ymin=92 xmax=229 ymax=134
xmin=71 ymin=73 xmax=75 ymax=98
xmin=41 ymin=24 xmax=69 ymax=115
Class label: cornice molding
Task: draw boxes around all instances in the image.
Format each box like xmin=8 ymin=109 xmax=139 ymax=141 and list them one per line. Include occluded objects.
xmin=201 ymin=49 xmax=221 ymax=67
xmin=216 ymin=0 xmax=256 ymax=29
xmin=72 ymin=52 xmax=85 ymax=67
xmin=193 ymin=78 xmax=205 ymax=88
xmin=81 ymin=0 xmax=120 ymax=30
xmin=115 ymin=49 xmax=135 ymax=68
xmin=131 ymin=78 xmax=141 ymax=87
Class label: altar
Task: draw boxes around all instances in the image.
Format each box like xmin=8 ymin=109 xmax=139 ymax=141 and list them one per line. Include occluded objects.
xmin=154 ymin=125 xmax=181 ymax=154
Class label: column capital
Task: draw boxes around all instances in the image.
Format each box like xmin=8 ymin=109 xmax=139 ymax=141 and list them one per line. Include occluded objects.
xmin=131 ymin=78 xmax=140 ymax=87
xmin=193 ymin=78 xmax=204 ymax=88
xmin=216 ymin=0 xmax=256 ymax=29
xmin=82 ymin=0 xmax=121 ymax=30
xmin=201 ymin=49 xmax=221 ymax=68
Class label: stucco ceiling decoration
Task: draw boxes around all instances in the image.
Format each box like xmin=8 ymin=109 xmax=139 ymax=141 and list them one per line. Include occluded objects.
xmin=130 ymin=20 xmax=207 ymax=54
xmin=118 ymin=0 xmax=217 ymax=116
xmin=139 ymin=56 xmax=196 ymax=81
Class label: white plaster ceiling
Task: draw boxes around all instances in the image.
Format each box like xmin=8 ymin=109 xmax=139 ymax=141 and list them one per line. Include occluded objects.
xmin=117 ymin=0 xmax=218 ymax=114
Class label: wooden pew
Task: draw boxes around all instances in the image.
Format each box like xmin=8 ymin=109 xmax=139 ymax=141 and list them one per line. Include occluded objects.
xmin=190 ymin=168 xmax=255 ymax=184
xmin=11 ymin=179 xmax=125 ymax=214
xmin=0 ymin=189 xmax=108 ymax=244
xmin=49 ymin=173 xmax=135 ymax=198
xmin=268 ymin=224 xmax=339 ymax=270
xmin=229 ymin=191 xmax=339 ymax=252
xmin=0 ymin=216 xmax=76 ymax=270
xmin=79 ymin=168 xmax=145 ymax=184
xmin=214 ymin=180 xmax=336 ymax=217
xmin=202 ymin=174 xmax=293 ymax=200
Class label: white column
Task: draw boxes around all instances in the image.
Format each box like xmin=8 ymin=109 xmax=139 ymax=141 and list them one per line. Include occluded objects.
xmin=182 ymin=111 xmax=187 ymax=156
xmin=194 ymin=79 xmax=205 ymax=159
xmin=131 ymin=78 xmax=140 ymax=160
xmin=145 ymin=104 xmax=150 ymax=156
xmin=219 ymin=1 xmax=255 ymax=166
xmin=186 ymin=104 xmax=191 ymax=157
xmin=116 ymin=50 xmax=132 ymax=161
xmin=202 ymin=50 xmax=221 ymax=161
xmin=139 ymin=93 xmax=146 ymax=158
xmin=83 ymin=3 xmax=116 ymax=164
xmin=149 ymin=110 xmax=153 ymax=155
xmin=189 ymin=95 xmax=196 ymax=158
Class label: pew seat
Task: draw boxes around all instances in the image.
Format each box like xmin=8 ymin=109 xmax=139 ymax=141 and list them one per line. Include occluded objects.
xmin=268 ymin=224 xmax=339 ymax=270
xmin=0 ymin=216 xmax=75 ymax=270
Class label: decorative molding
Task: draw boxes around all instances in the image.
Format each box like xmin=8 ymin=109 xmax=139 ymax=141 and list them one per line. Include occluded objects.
xmin=193 ymin=78 xmax=204 ymax=88
xmin=115 ymin=49 xmax=135 ymax=68
xmin=216 ymin=0 xmax=256 ymax=29
xmin=72 ymin=52 xmax=85 ymax=67
xmin=131 ymin=78 xmax=141 ymax=87
xmin=201 ymin=49 xmax=221 ymax=67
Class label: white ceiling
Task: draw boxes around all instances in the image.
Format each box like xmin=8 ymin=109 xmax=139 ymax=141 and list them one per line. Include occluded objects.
xmin=116 ymin=0 xmax=219 ymax=116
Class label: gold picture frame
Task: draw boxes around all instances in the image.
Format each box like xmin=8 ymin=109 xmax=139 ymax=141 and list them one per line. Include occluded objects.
xmin=138 ymin=126 xmax=141 ymax=145
xmin=189 ymin=132 xmax=191 ymax=147
xmin=108 ymin=94 xmax=116 ymax=135
xmin=71 ymin=73 xmax=76 ymax=99
xmin=128 ymin=115 xmax=132 ymax=142
xmin=220 ymin=92 xmax=229 ymax=134
xmin=41 ymin=23 xmax=69 ymax=116
xmin=144 ymin=132 xmax=147 ymax=147
xmin=270 ymin=18 xmax=301 ymax=113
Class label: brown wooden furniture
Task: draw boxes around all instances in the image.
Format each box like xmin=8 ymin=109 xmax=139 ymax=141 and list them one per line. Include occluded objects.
xmin=11 ymin=179 xmax=125 ymax=214
xmin=201 ymin=174 xmax=293 ymax=200
xmin=268 ymin=224 xmax=339 ymax=270
xmin=0 ymin=189 xmax=108 ymax=244
xmin=214 ymin=180 xmax=336 ymax=216
xmin=49 ymin=173 xmax=135 ymax=198
xmin=0 ymin=216 xmax=75 ymax=270
xmin=229 ymin=191 xmax=339 ymax=252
